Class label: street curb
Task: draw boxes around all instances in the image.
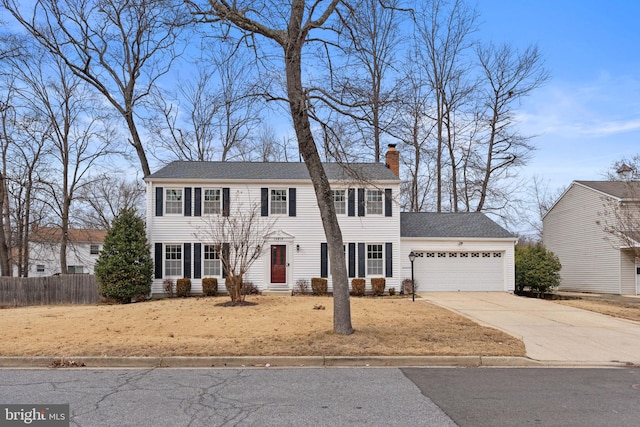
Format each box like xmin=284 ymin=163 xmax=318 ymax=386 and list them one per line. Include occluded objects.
xmin=0 ymin=356 xmax=635 ymax=369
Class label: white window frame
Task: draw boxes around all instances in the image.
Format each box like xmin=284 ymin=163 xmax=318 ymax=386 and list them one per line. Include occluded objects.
xmin=67 ymin=265 xmax=85 ymax=274
xmin=333 ymin=189 xmax=346 ymax=215
xmin=270 ymin=189 xmax=288 ymax=215
xmin=203 ymin=244 xmax=221 ymax=276
xmin=90 ymin=244 xmax=100 ymax=255
xmin=165 ymin=189 xmax=183 ymax=215
xmin=367 ymin=243 xmax=384 ymax=276
xmin=165 ymin=244 xmax=182 ymax=277
xmin=203 ymin=188 xmax=222 ymax=215
xmin=36 ymin=264 xmax=45 ymax=273
xmin=366 ymin=190 xmax=383 ymax=215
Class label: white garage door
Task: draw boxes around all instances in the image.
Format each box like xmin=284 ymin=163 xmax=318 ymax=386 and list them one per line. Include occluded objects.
xmin=412 ymin=251 xmax=505 ymax=291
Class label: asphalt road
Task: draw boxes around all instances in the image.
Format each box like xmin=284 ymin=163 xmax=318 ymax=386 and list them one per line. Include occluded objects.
xmin=0 ymin=367 xmax=638 ymax=426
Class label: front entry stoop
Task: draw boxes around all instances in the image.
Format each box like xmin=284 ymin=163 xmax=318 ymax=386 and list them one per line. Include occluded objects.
xmin=262 ymin=290 xmax=292 ymax=296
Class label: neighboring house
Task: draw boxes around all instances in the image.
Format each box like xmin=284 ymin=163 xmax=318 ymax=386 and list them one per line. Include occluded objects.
xmin=26 ymin=227 xmax=107 ymax=276
xmin=543 ymin=180 xmax=640 ymax=295
xmin=145 ymin=145 xmax=516 ymax=295
xmin=400 ymin=212 xmax=517 ymax=292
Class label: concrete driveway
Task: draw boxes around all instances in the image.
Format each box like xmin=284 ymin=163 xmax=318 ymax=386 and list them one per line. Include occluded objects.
xmin=421 ymin=292 xmax=640 ymax=365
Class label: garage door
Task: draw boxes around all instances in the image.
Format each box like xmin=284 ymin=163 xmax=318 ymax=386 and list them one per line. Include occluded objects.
xmin=412 ymin=251 xmax=505 ymax=291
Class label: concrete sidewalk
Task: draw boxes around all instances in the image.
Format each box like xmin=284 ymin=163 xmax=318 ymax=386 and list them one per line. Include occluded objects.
xmin=421 ymin=292 xmax=640 ymax=364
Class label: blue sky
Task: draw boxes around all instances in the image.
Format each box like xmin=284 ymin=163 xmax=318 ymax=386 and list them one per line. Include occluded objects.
xmin=476 ymin=1 xmax=640 ymax=193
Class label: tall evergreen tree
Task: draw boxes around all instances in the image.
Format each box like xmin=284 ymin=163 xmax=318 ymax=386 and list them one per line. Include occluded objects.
xmin=95 ymin=208 xmax=153 ymax=303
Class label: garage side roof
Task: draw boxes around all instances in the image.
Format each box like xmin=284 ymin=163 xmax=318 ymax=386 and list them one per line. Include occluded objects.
xmin=400 ymin=212 xmax=515 ymax=239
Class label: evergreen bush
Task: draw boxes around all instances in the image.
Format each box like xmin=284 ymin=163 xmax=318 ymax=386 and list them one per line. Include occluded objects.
xmin=95 ymin=208 xmax=153 ymax=303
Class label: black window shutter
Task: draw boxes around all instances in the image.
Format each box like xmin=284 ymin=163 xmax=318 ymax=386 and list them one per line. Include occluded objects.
xmin=385 ymin=242 xmax=393 ymax=278
xmin=348 ymin=188 xmax=355 ymax=217
xmin=261 ymin=188 xmax=269 ymax=217
xmin=184 ymin=188 xmax=192 ymax=216
xmin=289 ymin=188 xmax=296 ymax=216
xmin=193 ymin=243 xmax=202 ymax=279
xmin=154 ymin=243 xmax=163 ymax=279
xmin=385 ymin=189 xmax=392 ymax=217
xmin=222 ymin=243 xmax=230 ymax=278
xmin=348 ymin=243 xmax=356 ymax=278
xmin=358 ymin=188 xmax=365 ymax=217
xmin=358 ymin=243 xmax=365 ymax=277
xmin=194 ymin=188 xmax=202 ymax=217
xmin=320 ymin=243 xmax=328 ymax=278
xmin=183 ymin=243 xmax=191 ymax=278
xmin=155 ymin=187 xmax=163 ymax=217
xmin=223 ymin=187 xmax=230 ymax=217
xmin=153 ymin=243 xmax=162 ymax=279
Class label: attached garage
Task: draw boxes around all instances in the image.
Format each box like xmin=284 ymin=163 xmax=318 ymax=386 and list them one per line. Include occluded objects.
xmin=400 ymin=213 xmax=517 ymax=292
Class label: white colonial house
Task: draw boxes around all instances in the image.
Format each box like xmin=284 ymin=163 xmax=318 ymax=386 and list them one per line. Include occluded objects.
xmin=25 ymin=227 xmax=107 ymax=277
xmin=145 ymin=146 xmax=516 ymax=295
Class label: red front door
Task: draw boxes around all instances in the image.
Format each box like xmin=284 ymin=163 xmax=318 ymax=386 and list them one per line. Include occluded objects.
xmin=271 ymin=245 xmax=286 ymax=283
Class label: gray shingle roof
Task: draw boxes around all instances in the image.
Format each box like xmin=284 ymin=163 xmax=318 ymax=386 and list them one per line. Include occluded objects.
xmin=146 ymin=161 xmax=399 ymax=181
xmin=575 ymin=180 xmax=640 ymax=200
xmin=400 ymin=212 xmax=516 ymax=239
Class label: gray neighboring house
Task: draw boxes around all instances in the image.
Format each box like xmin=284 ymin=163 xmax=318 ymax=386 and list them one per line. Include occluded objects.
xmin=400 ymin=212 xmax=517 ymax=292
xmin=543 ymin=180 xmax=640 ymax=295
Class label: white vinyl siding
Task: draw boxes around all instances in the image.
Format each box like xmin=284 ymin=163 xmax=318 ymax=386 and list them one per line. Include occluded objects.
xmin=146 ymin=180 xmax=401 ymax=295
xmin=165 ymin=189 xmax=182 ymax=215
xmin=203 ymin=189 xmax=221 ymax=214
xmin=165 ymin=244 xmax=182 ymax=276
xmin=543 ymin=183 xmax=626 ymax=294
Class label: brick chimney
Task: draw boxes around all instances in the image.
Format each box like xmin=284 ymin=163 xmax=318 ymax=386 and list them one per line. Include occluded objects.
xmin=385 ymin=144 xmax=399 ymax=177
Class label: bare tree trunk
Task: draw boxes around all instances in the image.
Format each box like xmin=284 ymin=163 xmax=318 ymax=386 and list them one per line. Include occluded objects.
xmin=284 ymin=2 xmax=352 ymax=334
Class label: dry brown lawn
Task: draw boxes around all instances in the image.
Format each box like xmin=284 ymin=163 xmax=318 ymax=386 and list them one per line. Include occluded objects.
xmin=553 ymin=299 xmax=640 ymax=323
xmin=0 ymin=295 xmax=524 ymax=357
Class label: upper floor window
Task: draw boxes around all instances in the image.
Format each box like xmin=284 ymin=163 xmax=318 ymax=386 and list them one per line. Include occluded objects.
xmin=90 ymin=244 xmax=100 ymax=255
xmin=203 ymin=189 xmax=221 ymax=214
xmin=36 ymin=264 xmax=45 ymax=273
xmin=203 ymin=244 xmax=221 ymax=276
xmin=367 ymin=244 xmax=383 ymax=275
xmin=366 ymin=190 xmax=383 ymax=215
xmin=165 ymin=189 xmax=183 ymax=214
xmin=333 ymin=190 xmax=346 ymax=215
xmin=165 ymin=244 xmax=182 ymax=276
xmin=270 ymin=189 xmax=287 ymax=215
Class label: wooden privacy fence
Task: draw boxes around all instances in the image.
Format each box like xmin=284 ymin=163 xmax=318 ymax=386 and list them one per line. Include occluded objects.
xmin=0 ymin=275 xmax=100 ymax=307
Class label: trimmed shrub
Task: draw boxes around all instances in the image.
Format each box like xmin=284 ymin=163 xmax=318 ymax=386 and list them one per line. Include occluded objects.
xmin=402 ymin=278 xmax=418 ymax=294
xmin=176 ymin=278 xmax=192 ymax=297
xmin=95 ymin=208 xmax=153 ymax=303
xmin=202 ymin=277 xmax=218 ymax=296
xmin=351 ymin=278 xmax=365 ymax=296
xmin=515 ymin=243 xmax=561 ymax=296
xmin=311 ymin=278 xmax=328 ymax=295
xmin=371 ymin=277 xmax=386 ymax=296
xmin=163 ymin=279 xmax=175 ymax=298
xmin=388 ymin=287 xmax=396 ymax=296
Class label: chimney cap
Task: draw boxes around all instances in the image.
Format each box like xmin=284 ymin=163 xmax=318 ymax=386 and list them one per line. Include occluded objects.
xmin=387 ymin=143 xmax=397 ymax=149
